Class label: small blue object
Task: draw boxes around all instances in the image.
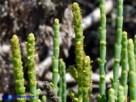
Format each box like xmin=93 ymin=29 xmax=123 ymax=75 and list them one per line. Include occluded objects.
xmin=2 ymin=94 xmax=7 ymax=99
xmin=8 ymin=95 xmax=12 ymax=100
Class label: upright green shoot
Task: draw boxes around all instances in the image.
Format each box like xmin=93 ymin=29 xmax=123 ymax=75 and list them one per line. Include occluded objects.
xmin=118 ymin=86 xmax=124 ymax=102
xmin=52 ymin=18 xmax=60 ymax=94
xmin=98 ymin=0 xmax=106 ymax=101
xmin=59 ymin=59 xmax=66 ymax=102
xmin=26 ymin=33 xmax=37 ymax=102
xmin=11 ymin=35 xmax=26 ymax=102
xmin=72 ymin=2 xmax=85 ymax=101
xmin=82 ymin=56 xmax=92 ymax=102
xmin=120 ymin=32 xmax=128 ymax=97
xmin=108 ymin=88 xmax=115 ymax=102
xmin=112 ymin=0 xmax=124 ymax=96
xmin=128 ymin=39 xmax=136 ymax=101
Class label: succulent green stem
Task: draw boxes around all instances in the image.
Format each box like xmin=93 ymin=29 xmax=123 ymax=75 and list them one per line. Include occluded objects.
xmin=82 ymin=56 xmax=92 ymax=102
xmin=52 ymin=18 xmax=60 ymax=94
xmin=98 ymin=0 xmax=106 ymax=101
xmin=59 ymin=59 xmax=66 ymax=102
xmin=11 ymin=35 xmax=26 ymax=102
xmin=120 ymin=32 xmax=128 ymax=97
xmin=27 ymin=33 xmax=37 ymax=102
xmin=112 ymin=0 xmax=123 ymax=97
xmin=118 ymin=86 xmax=124 ymax=102
xmin=108 ymin=88 xmax=115 ymax=102
xmin=72 ymin=2 xmax=85 ymax=101
xmin=128 ymin=39 xmax=136 ymax=101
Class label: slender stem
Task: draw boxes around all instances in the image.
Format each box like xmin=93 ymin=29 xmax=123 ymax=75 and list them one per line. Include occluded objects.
xmin=118 ymin=86 xmax=124 ymax=102
xmin=112 ymin=0 xmax=123 ymax=97
xmin=82 ymin=56 xmax=92 ymax=102
xmin=27 ymin=33 xmax=37 ymax=102
xmin=52 ymin=18 xmax=60 ymax=94
xmin=59 ymin=59 xmax=66 ymax=102
xmin=120 ymin=32 xmax=128 ymax=97
xmin=98 ymin=0 xmax=106 ymax=101
xmin=128 ymin=39 xmax=136 ymax=101
xmin=11 ymin=35 xmax=26 ymax=102
xmin=108 ymin=88 xmax=115 ymax=102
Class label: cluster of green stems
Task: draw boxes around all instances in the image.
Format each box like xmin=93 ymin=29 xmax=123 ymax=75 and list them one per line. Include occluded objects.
xmin=8 ymin=0 xmax=136 ymax=102
xmin=10 ymin=34 xmax=46 ymax=102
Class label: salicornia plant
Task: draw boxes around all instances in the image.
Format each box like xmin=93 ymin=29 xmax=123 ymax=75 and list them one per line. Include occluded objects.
xmin=52 ymin=18 xmax=60 ymax=94
xmin=26 ymin=33 xmax=37 ymax=102
xmin=108 ymin=88 xmax=115 ymax=102
xmin=128 ymin=39 xmax=136 ymax=101
xmin=71 ymin=2 xmax=92 ymax=102
xmin=10 ymin=34 xmax=45 ymax=102
xmin=98 ymin=0 xmax=106 ymax=101
xmin=120 ymin=32 xmax=128 ymax=97
xmin=112 ymin=0 xmax=123 ymax=97
xmin=9 ymin=1 xmax=136 ymax=102
xmin=117 ymin=86 xmax=124 ymax=102
xmin=82 ymin=56 xmax=92 ymax=102
xmin=59 ymin=59 xmax=66 ymax=102
xmin=11 ymin=35 xmax=26 ymax=102
xmin=72 ymin=2 xmax=85 ymax=101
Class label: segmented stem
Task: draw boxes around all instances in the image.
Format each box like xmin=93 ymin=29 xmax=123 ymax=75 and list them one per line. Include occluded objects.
xmin=52 ymin=18 xmax=60 ymax=94
xmin=98 ymin=0 xmax=106 ymax=101
xmin=108 ymin=88 xmax=115 ymax=102
xmin=128 ymin=39 xmax=136 ymax=101
xmin=118 ymin=86 xmax=124 ymax=102
xmin=27 ymin=33 xmax=37 ymax=102
xmin=72 ymin=2 xmax=85 ymax=101
xmin=59 ymin=59 xmax=66 ymax=102
xmin=120 ymin=32 xmax=128 ymax=97
xmin=112 ymin=0 xmax=124 ymax=96
xmin=82 ymin=56 xmax=92 ymax=102
xmin=11 ymin=35 xmax=26 ymax=102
